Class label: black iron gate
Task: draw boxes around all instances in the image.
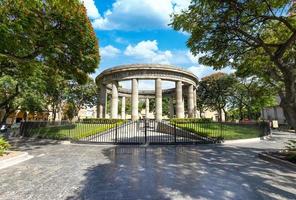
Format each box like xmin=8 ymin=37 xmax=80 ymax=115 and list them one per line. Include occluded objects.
xmin=76 ymin=119 xmax=217 ymax=144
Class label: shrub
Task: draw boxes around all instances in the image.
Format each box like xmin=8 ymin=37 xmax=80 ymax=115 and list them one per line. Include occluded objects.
xmin=285 ymin=140 xmax=296 ymax=162
xmin=170 ymin=118 xmax=212 ymax=124
xmin=285 ymin=140 xmax=296 ymax=151
xmin=0 ymin=137 xmax=10 ymax=156
xmin=82 ymin=118 xmax=126 ymax=124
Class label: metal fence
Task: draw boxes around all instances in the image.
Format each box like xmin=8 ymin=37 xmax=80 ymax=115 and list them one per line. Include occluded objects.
xmin=19 ymin=119 xmax=270 ymax=145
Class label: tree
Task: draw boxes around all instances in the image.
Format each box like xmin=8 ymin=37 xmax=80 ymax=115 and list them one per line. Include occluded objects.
xmin=162 ymin=97 xmax=170 ymax=116
xmin=228 ymin=76 xmax=276 ymax=120
xmin=43 ymin=70 xmax=67 ymax=121
xmin=0 ymin=65 xmax=46 ymax=123
xmin=64 ymin=78 xmax=97 ymax=120
xmin=63 ymin=102 xmax=76 ymax=121
xmin=172 ymin=1 xmax=296 ymax=129
xmin=195 ymin=90 xmax=206 ymax=118
xmin=0 ymin=0 xmax=100 ymax=115
xmin=198 ymin=73 xmax=235 ymax=121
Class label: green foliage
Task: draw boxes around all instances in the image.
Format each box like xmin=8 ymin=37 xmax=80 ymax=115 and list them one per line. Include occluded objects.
xmin=0 ymin=75 xmax=18 ymax=108
xmin=198 ymin=73 xmax=235 ymax=121
xmin=63 ymin=102 xmax=76 ymax=121
xmin=162 ymin=97 xmax=170 ymax=116
xmin=170 ymin=118 xmax=212 ymax=124
xmin=82 ymin=118 xmax=126 ymax=124
xmin=285 ymin=140 xmax=296 ymax=162
xmin=63 ymin=78 xmax=98 ymax=120
xmin=285 ymin=140 xmax=296 ymax=151
xmin=0 ymin=137 xmax=10 ymax=156
xmin=0 ymin=65 xmax=46 ymax=123
xmin=171 ymin=0 xmax=296 ymax=129
xmin=149 ymin=98 xmax=155 ymax=112
xmin=0 ymin=0 xmax=100 ymax=119
xmin=228 ymin=76 xmax=277 ymax=120
xmin=0 ymin=0 xmax=99 ymax=80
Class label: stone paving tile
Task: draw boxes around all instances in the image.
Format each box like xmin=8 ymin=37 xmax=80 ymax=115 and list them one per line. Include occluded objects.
xmin=0 ymin=131 xmax=296 ymax=200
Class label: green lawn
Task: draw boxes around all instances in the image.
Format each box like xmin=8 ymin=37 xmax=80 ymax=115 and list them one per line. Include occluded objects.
xmin=27 ymin=123 xmax=121 ymax=140
xmin=174 ymin=123 xmax=263 ymax=140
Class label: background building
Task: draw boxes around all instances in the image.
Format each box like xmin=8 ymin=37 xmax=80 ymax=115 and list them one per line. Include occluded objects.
xmin=261 ymin=97 xmax=286 ymax=124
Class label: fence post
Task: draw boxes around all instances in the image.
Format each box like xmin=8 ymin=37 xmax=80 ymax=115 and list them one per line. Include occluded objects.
xmin=144 ymin=120 xmax=147 ymax=144
xmin=68 ymin=122 xmax=70 ymax=139
xmin=174 ymin=123 xmax=177 ymax=143
xmin=220 ymin=122 xmax=223 ymax=139
xmin=115 ymin=123 xmax=118 ymax=143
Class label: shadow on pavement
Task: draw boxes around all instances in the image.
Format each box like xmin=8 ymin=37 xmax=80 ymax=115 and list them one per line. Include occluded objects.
xmin=7 ymin=137 xmax=61 ymax=151
xmin=66 ymin=144 xmax=296 ymax=200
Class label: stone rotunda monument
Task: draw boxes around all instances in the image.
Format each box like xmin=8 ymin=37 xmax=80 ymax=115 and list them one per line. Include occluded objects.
xmin=95 ymin=64 xmax=198 ymax=121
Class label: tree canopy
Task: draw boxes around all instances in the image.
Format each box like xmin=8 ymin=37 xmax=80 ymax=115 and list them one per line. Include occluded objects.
xmin=0 ymin=0 xmax=100 ymax=123
xmin=198 ymin=73 xmax=235 ymax=121
xmin=172 ymin=0 xmax=296 ymax=129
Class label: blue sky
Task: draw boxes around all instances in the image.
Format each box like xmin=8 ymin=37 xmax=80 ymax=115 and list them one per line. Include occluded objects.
xmin=83 ymin=0 xmax=233 ymax=89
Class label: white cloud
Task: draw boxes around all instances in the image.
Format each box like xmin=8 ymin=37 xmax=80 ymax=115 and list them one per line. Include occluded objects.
xmin=91 ymin=0 xmax=191 ymax=30
xmin=100 ymin=45 xmax=121 ymax=58
xmin=171 ymin=0 xmax=191 ymax=13
xmin=82 ymin=0 xmax=100 ymax=19
xmin=124 ymin=40 xmax=172 ymax=64
xmin=115 ymin=37 xmax=129 ymax=44
xmin=188 ymin=65 xmax=235 ymax=79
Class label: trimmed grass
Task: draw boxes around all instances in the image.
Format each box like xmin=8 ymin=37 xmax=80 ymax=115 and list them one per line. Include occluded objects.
xmin=175 ymin=123 xmax=262 ymax=140
xmin=0 ymin=137 xmax=10 ymax=156
xmin=27 ymin=123 xmax=122 ymax=140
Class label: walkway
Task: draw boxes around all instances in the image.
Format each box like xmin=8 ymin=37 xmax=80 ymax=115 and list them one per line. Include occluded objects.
xmin=0 ymin=131 xmax=295 ymax=200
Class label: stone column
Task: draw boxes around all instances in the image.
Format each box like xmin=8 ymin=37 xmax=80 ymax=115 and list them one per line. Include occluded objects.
xmin=97 ymin=84 xmax=106 ymax=118
xmin=155 ymin=78 xmax=162 ymax=121
xmin=104 ymin=91 xmax=108 ymax=118
xmin=193 ymin=87 xmax=197 ymax=118
xmin=176 ymin=81 xmax=184 ymax=118
xmin=121 ymin=96 xmax=126 ymax=119
xmin=131 ymin=79 xmax=139 ymax=121
xmin=145 ymin=98 xmax=149 ymax=119
xmin=188 ymin=84 xmax=194 ymax=118
xmin=111 ymin=82 xmax=118 ymax=119
xmin=169 ymin=96 xmax=174 ymax=118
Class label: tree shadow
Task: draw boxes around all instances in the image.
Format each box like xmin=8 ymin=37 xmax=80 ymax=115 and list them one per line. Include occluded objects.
xmin=7 ymin=137 xmax=61 ymax=151
xmin=65 ymin=144 xmax=296 ymax=200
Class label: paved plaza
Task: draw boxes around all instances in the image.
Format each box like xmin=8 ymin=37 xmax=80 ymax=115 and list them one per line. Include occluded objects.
xmin=0 ymin=131 xmax=295 ymax=200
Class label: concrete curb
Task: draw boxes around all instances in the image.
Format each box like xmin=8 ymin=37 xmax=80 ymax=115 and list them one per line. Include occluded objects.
xmin=0 ymin=151 xmax=33 ymax=170
xmin=258 ymin=152 xmax=296 ymax=170
xmin=223 ymin=135 xmax=270 ymax=144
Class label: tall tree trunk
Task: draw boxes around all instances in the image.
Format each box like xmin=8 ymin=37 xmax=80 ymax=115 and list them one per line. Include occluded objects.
xmin=223 ymin=108 xmax=227 ymax=121
xmin=218 ymin=109 xmax=222 ymax=122
xmin=52 ymin=104 xmax=56 ymax=122
xmin=1 ymin=107 xmax=14 ymax=124
xmin=239 ymin=106 xmax=243 ymax=121
xmin=199 ymin=108 xmax=203 ymax=118
xmin=280 ymin=71 xmax=296 ymax=131
xmin=280 ymin=97 xmax=296 ymax=131
xmin=1 ymin=113 xmax=9 ymax=124
xmin=246 ymin=105 xmax=252 ymax=120
xmin=23 ymin=112 xmax=28 ymax=121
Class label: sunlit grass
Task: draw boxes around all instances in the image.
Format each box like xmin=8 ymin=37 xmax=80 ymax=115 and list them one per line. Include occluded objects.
xmin=27 ymin=123 xmax=122 ymax=140
xmin=175 ymin=123 xmax=262 ymax=140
